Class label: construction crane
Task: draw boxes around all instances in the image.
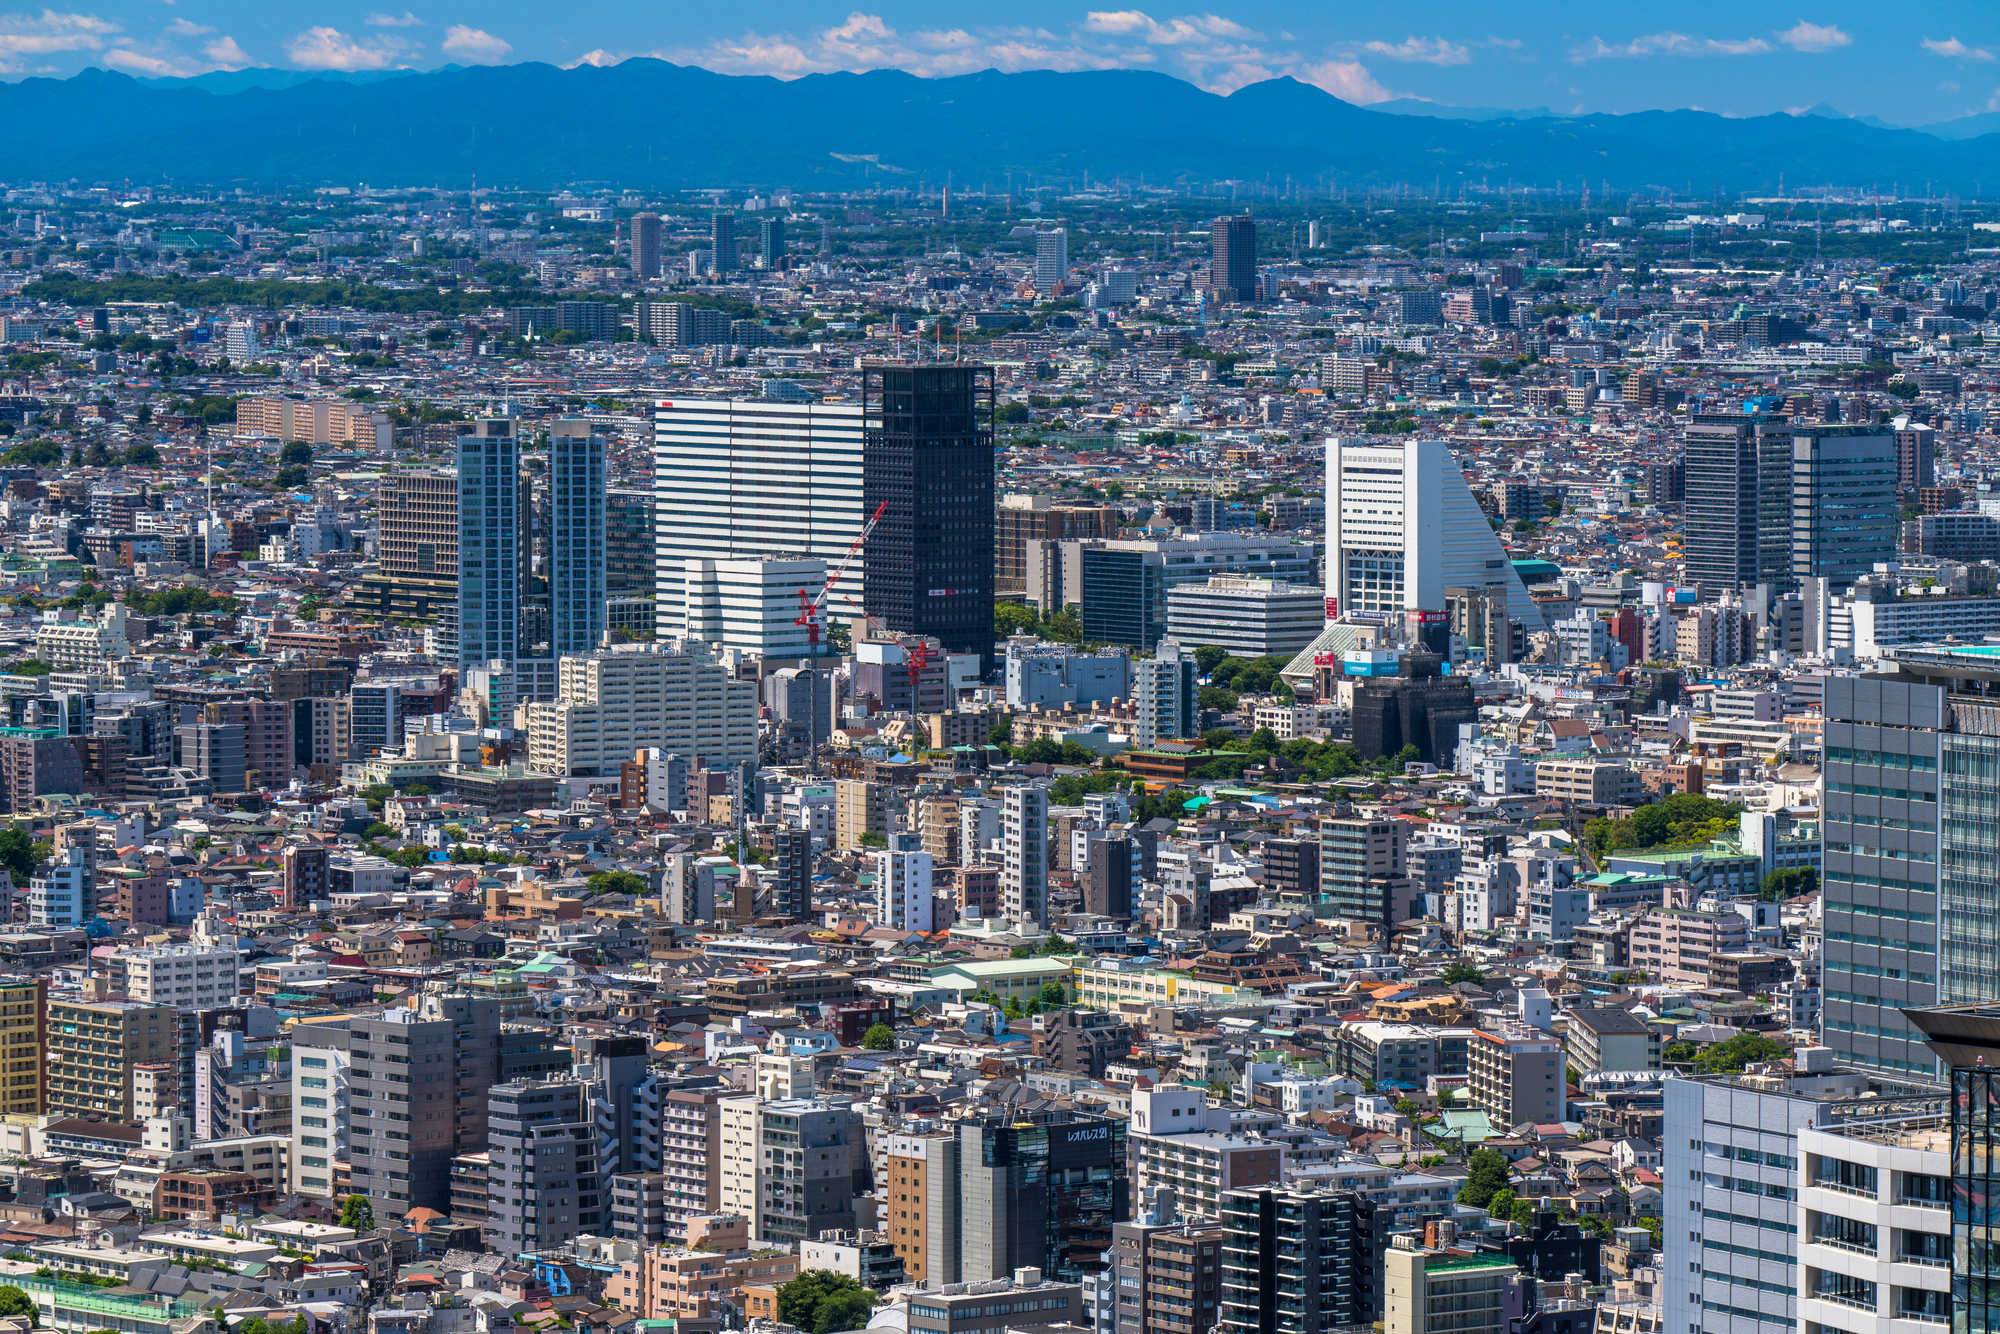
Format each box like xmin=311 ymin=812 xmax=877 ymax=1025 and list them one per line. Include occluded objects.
xmin=790 ymin=500 xmax=889 ymax=773
xmin=793 ymin=499 xmax=889 ymax=653
xmin=834 ymin=592 xmax=930 ymax=724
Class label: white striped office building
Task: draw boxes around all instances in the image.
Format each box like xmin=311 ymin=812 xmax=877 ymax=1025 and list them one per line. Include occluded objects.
xmin=652 ymin=399 xmax=865 ymax=641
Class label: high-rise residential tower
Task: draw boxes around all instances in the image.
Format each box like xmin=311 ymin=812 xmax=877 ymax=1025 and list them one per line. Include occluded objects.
xmin=860 ymin=364 xmax=995 ymax=660
xmin=631 ymin=212 xmax=662 ymax=279
xmin=760 ymin=215 xmax=786 ymax=270
xmin=653 ymin=400 xmax=865 ymax=639
xmin=1683 ymin=412 xmax=1793 ymax=596
xmin=711 ymin=212 xmax=736 ymax=272
xmin=1208 ymin=214 xmax=1256 ymax=303
xmin=1034 ymin=229 xmax=1068 ymax=292
xmin=457 ymin=414 xmax=543 ymax=689
xmin=548 ymin=419 xmax=607 ymax=654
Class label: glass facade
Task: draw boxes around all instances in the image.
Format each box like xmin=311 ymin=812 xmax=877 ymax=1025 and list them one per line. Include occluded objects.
xmin=976 ymin=1117 xmax=1128 ymax=1282
xmin=1941 ymin=729 xmax=2000 ymax=1003
xmin=1955 ymin=1066 xmax=2000 ymax=1334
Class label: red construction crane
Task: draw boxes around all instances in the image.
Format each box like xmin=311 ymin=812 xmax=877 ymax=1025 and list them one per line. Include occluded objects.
xmin=793 ymin=499 xmax=889 ymax=651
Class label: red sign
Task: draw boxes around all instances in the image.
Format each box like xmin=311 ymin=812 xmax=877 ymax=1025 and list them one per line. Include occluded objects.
xmin=1324 ymin=597 xmax=1340 ymax=619
xmin=1313 ymin=652 xmax=1342 ymax=667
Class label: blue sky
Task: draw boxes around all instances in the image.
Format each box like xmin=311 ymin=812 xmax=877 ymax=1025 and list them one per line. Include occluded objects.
xmin=13 ymin=0 xmax=2000 ymax=125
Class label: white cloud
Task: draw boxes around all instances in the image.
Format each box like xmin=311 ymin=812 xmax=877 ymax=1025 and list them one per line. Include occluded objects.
xmin=202 ymin=35 xmax=255 ymax=67
xmin=0 ymin=9 xmax=117 ymax=63
xmin=657 ymin=8 xmax=1395 ymax=97
xmin=1296 ymin=57 xmax=1393 ymax=103
xmin=285 ymin=24 xmax=414 ymax=70
xmin=1570 ymin=32 xmax=1774 ymax=61
xmin=441 ymin=23 xmax=507 ymax=61
xmin=1924 ymin=36 xmax=1994 ymax=61
xmin=103 ymin=46 xmax=177 ymax=73
xmin=1081 ymin=11 xmax=1259 ymax=44
xmin=365 ymin=10 xmax=420 ymax=25
xmin=1484 ymin=36 xmax=1523 ymax=50
xmin=1362 ymin=35 xmax=1469 ymax=65
xmin=1777 ymin=21 xmax=1849 ymax=52
xmin=164 ymin=17 xmax=211 ymax=35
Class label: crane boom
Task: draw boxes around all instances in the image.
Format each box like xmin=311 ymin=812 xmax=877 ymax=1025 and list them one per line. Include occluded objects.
xmin=793 ymin=500 xmax=890 ymax=648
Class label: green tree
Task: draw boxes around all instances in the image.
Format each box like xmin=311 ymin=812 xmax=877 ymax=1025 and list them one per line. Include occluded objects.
xmin=1440 ymin=962 xmax=1486 ymax=986
xmin=359 ymin=784 xmax=394 ymax=811
xmin=275 ymin=465 xmax=310 ymax=489
xmin=1457 ymin=1148 xmax=1511 ymax=1207
xmin=0 ymin=827 xmax=39 ymax=886
xmin=280 ymin=440 xmax=314 ymax=465
xmin=1486 ymin=1187 xmax=1516 ymax=1222
xmin=858 ymin=831 xmax=888 ymax=848
xmin=1193 ymin=644 xmax=1231 ymax=676
xmin=363 ymin=823 xmax=396 ymax=840
xmin=1761 ymin=866 xmax=1818 ymax=901
xmin=6 ymin=659 xmax=50 ymax=677
xmin=337 ymin=1194 xmax=373 ymax=1231
xmin=0 ymin=1285 xmax=33 ymax=1317
xmin=861 ymin=1023 xmax=896 ymax=1050
xmin=777 ymin=1271 xmax=877 ymax=1333
xmin=995 ymin=602 xmax=1040 ymax=639
xmin=586 ymin=870 xmax=650 ymax=897
xmin=1693 ymin=1032 xmax=1791 ymax=1075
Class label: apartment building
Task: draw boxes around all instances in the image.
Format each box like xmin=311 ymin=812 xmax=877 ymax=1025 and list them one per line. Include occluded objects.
xmin=110 ymin=940 xmax=244 ymax=1010
xmin=1384 ymin=1242 xmax=1519 ymax=1334
xmin=1797 ymin=1116 xmax=1950 ymax=1331
xmin=0 ymin=978 xmax=43 ymax=1116
xmin=1562 ymin=1007 xmax=1661 ymax=1075
xmin=47 ymin=999 xmax=173 ymax=1120
xmin=835 ymin=779 xmax=888 ymax=851
xmin=1534 ymin=758 xmax=1642 ymax=806
xmin=661 ymin=1088 xmax=725 ymax=1244
xmin=1110 ymin=1212 xmax=1228 ymax=1334
xmin=886 ymin=1130 xmax=960 ymax=1289
xmin=527 ymin=647 xmax=757 ymax=777
xmin=1628 ymin=906 xmax=1751 ymax=986
xmin=1466 ymin=1026 xmax=1567 ymax=1128
xmin=486 ymin=1079 xmax=602 ymax=1252
xmin=289 ymin=1026 xmax=352 ymax=1197
xmin=1319 ymin=816 xmax=1410 ymax=930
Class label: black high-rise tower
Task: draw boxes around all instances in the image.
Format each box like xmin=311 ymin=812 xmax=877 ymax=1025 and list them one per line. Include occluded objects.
xmin=861 ymin=364 xmax=996 ymax=662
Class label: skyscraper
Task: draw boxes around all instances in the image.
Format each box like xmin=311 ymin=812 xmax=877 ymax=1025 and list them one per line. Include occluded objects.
xmin=1790 ymin=425 xmax=1897 ymax=593
xmin=860 ymin=364 xmax=995 ymax=659
xmin=760 ymin=215 xmax=786 ymax=270
xmin=631 ymin=212 xmax=662 ymax=279
xmin=1324 ymin=438 xmax=1545 ymax=627
xmin=711 ymin=212 xmax=736 ymax=272
xmin=1034 ymin=228 xmax=1068 ymax=293
xmin=1683 ymin=412 xmax=1793 ymax=597
xmin=652 ymin=400 xmax=865 ymax=638
xmin=548 ymin=419 xmax=607 ymax=654
xmin=457 ymin=415 xmax=550 ymax=698
xmin=1208 ymin=214 xmax=1256 ymax=303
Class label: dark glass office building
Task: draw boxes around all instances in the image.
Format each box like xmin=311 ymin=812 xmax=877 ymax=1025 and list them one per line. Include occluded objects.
xmin=605 ymin=489 xmax=655 ymax=593
xmin=962 ymin=1111 xmax=1127 ymax=1282
xmin=862 ymin=364 xmax=996 ymax=661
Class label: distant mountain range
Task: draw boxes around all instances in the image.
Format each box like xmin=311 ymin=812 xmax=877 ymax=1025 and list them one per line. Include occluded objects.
xmin=7 ymin=60 xmax=2000 ymax=193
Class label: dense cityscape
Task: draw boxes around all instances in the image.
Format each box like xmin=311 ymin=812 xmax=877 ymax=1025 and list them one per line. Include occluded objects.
xmin=0 ymin=130 xmax=1989 ymax=1334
